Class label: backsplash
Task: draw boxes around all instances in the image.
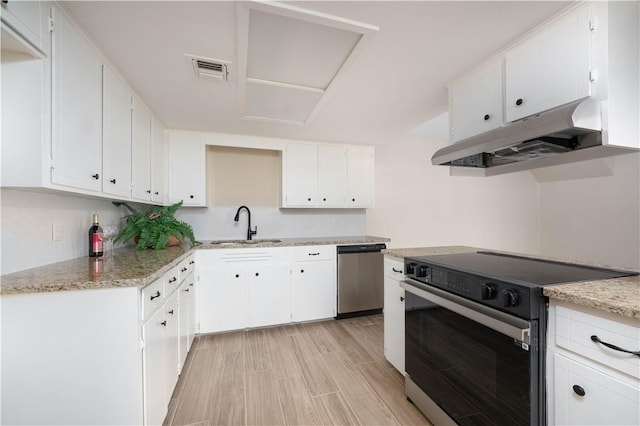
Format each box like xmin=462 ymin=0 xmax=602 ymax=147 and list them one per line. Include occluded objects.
xmin=175 ymin=206 xmax=366 ymax=241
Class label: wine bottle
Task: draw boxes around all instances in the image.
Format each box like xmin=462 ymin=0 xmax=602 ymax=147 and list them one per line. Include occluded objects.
xmin=89 ymin=214 xmax=104 ymax=257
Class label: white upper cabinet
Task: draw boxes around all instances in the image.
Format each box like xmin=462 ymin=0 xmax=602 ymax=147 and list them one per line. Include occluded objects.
xmin=505 ymin=6 xmax=593 ymax=122
xmin=318 ymin=145 xmax=347 ymax=207
xmin=102 ymin=64 xmax=132 ymax=198
xmin=283 ymin=142 xmax=375 ymax=209
xmin=168 ymin=131 xmax=206 ymax=207
xmin=151 ymin=117 xmax=167 ymax=204
xmin=283 ymin=143 xmax=318 ymax=207
xmin=132 ymin=96 xmax=152 ymax=201
xmin=449 ymin=59 xmax=504 ymax=143
xmin=51 ymin=7 xmax=103 ymax=192
xmin=1 ymin=0 xmax=48 ymax=55
xmin=346 ymin=145 xmax=375 ymax=208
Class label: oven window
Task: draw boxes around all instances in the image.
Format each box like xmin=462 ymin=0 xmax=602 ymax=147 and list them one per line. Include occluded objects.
xmin=405 ymin=291 xmax=533 ymax=426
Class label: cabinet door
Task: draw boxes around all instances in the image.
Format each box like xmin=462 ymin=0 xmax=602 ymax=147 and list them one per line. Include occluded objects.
xmin=51 ymin=8 xmax=103 ymax=192
xmin=292 ymin=261 xmax=336 ymax=322
xmin=318 ymin=145 xmax=346 ymax=207
xmin=283 ymin=144 xmax=317 ymax=207
xmin=178 ymin=281 xmax=190 ymax=370
xmin=142 ymin=308 xmax=167 ymax=426
xmin=248 ymin=264 xmax=291 ymax=327
xmin=346 ymin=146 xmax=375 ymax=208
xmin=1 ymin=0 xmax=45 ymax=54
xmin=151 ymin=117 xmax=167 ymax=204
xmin=132 ymin=97 xmax=152 ymax=201
xmin=185 ymin=272 xmax=197 ymax=348
xmin=164 ymin=292 xmax=180 ymax=398
xmin=554 ymin=354 xmax=640 ymax=425
xmin=505 ymin=7 xmax=592 ymax=122
xmin=450 ymin=60 xmax=503 ymax=142
xmin=102 ymin=64 xmax=132 ymax=198
xmin=168 ymin=132 xmax=206 ymax=207
xmin=198 ymin=266 xmax=247 ymax=333
xmin=383 ymin=259 xmax=405 ymax=373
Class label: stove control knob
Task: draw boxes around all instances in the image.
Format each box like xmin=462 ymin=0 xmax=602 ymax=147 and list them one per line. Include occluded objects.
xmin=405 ymin=263 xmax=417 ymax=275
xmin=502 ymin=289 xmax=520 ymax=307
xmin=481 ymin=283 xmax=496 ymax=300
xmin=416 ymin=265 xmax=429 ymax=278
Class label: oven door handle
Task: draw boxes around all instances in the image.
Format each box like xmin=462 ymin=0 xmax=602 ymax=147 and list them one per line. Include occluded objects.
xmin=401 ymin=279 xmax=531 ymax=345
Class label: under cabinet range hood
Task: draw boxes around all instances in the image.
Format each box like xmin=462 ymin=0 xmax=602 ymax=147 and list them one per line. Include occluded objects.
xmin=432 ymin=98 xmax=635 ymax=175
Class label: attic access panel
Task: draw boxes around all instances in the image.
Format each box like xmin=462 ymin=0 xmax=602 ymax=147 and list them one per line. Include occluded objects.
xmin=237 ymin=2 xmax=378 ymax=125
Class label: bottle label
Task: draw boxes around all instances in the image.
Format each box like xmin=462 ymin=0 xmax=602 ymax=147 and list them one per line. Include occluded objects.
xmin=93 ymin=232 xmax=103 ymax=253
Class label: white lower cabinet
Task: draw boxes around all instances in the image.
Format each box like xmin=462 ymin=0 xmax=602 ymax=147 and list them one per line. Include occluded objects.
xmin=383 ymin=256 xmax=405 ymax=373
xmin=248 ymin=264 xmax=291 ymax=327
xmin=292 ymin=246 xmax=336 ymax=322
xmin=178 ymin=273 xmax=195 ymax=369
xmin=548 ymin=300 xmax=640 ymax=425
xmin=198 ymin=265 xmax=249 ymax=333
xmin=164 ymin=291 xmax=180 ymax=396
xmin=142 ymin=307 xmax=168 ymax=426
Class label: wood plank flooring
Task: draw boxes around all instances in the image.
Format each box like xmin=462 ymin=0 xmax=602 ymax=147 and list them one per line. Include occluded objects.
xmin=164 ymin=314 xmax=431 ymax=426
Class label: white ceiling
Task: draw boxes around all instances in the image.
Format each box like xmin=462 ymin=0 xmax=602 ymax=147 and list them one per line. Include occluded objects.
xmin=63 ymin=1 xmax=570 ymax=145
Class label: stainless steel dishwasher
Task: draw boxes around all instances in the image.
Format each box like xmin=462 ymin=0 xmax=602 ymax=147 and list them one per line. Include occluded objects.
xmin=336 ymin=243 xmax=386 ymax=318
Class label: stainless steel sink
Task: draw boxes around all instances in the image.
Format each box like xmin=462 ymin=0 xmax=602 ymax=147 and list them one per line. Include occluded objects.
xmin=208 ymin=239 xmax=282 ymax=246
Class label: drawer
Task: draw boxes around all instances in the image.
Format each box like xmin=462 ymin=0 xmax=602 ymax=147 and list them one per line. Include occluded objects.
xmin=177 ymin=255 xmax=195 ymax=282
xmin=554 ymin=354 xmax=640 ymax=425
xmin=555 ymin=303 xmax=640 ymax=379
xmin=164 ymin=265 xmax=180 ymax=295
xmin=384 ymin=257 xmax=404 ymax=279
xmin=293 ymin=245 xmax=335 ymax=262
xmin=141 ymin=278 xmax=165 ymax=321
xmin=197 ymin=247 xmax=292 ymax=266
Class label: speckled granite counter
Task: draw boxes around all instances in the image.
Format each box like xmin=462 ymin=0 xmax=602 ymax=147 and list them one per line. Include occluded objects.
xmin=199 ymin=235 xmax=389 ymax=249
xmin=383 ymin=245 xmax=639 ymax=320
xmin=0 ymin=235 xmax=389 ymax=296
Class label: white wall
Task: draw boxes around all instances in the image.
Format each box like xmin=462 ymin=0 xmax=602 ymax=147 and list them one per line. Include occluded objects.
xmin=538 ymin=153 xmax=640 ymax=269
xmin=0 ymin=189 xmax=128 ymax=275
xmin=367 ymin=134 xmax=542 ymax=254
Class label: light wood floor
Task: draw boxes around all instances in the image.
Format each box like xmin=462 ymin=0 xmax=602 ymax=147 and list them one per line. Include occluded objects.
xmin=163 ymin=314 xmax=431 ymax=426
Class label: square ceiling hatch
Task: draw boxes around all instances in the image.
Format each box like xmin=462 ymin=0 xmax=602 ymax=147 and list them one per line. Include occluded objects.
xmin=237 ymin=1 xmax=378 ymax=126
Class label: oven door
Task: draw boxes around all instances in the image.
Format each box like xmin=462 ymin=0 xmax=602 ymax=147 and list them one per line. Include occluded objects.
xmin=401 ymin=279 xmax=540 ymax=426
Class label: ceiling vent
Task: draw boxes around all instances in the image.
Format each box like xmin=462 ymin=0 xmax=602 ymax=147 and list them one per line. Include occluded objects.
xmin=187 ymin=55 xmax=231 ymax=81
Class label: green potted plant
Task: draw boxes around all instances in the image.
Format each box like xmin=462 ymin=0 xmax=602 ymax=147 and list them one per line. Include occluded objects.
xmin=113 ymin=201 xmax=198 ymax=250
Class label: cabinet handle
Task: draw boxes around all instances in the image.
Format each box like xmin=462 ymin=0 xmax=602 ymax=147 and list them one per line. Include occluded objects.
xmin=189 ymin=283 xmax=194 ymax=287
xmin=352 ymin=198 xmax=356 ymax=202
xmin=184 ymin=288 xmax=190 ymax=292
xmin=146 ymin=190 xmax=151 ymax=194
xmin=483 ymin=114 xmax=490 ymax=121
xmin=323 ymin=198 xmax=327 ymax=202
xmin=150 ymin=291 xmax=161 ymax=301
xmin=161 ymin=321 xmax=167 ymax=327
xmin=515 ymin=98 xmax=523 ymax=106
xmin=590 ymin=335 xmax=640 ymax=356
xmin=154 ymin=191 xmax=159 ymax=195
xmin=400 ymin=296 xmax=404 ymax=302
xmin=572 ymin=385 xmax=585 ymax=397
xmin=168 ymin=309 xmax=174 ymax=315
xmin=307 ymin=197 xmax=311 ymax=202
xmin=392 ymin=268 xmax=403 ymax=273
xmin=110 ymin=178 xmax=117 ymax=184
xmin=189 ymin=195 xmax=194 ymax=199
xmin=300 ymin=269 xmax=304 ymax=273
xmin=309 ymin=252 xmax=320 ymax=256
xmin=181 ymin=267 xmax=187 ymax=272
xmin=235 ymin=274 xmax=239 ymax=278
xmin=91 ymin=173 xmax=100 ymax=180
xmin=255 ymin=272 xmax=259 ymax=277
xmin=169 ymin=277 xmax=177 ymax=283
xmin=189 ymin=261 xmax=195 ymax=265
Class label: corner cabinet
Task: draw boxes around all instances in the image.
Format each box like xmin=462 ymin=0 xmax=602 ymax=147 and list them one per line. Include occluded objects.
xmin=383 ymin=256 xmax=405 ymax=374
xmin=168 ymin=131 xmax=206 ymax=207
xmin=282 ymin=143 xmax=375 ymax=209
xmin=547 ymin=300 xmax=640 ymax=425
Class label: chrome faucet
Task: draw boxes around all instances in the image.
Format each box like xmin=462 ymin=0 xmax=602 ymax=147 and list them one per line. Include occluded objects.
xmin=233 ymin=205 xmax=257 ymax=240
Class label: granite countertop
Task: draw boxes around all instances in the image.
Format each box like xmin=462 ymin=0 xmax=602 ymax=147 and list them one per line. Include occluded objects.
xmin=383 ymin=245 xmax=639 ymax=320
xmin=0 ymin=236 xmax=389 ymax=296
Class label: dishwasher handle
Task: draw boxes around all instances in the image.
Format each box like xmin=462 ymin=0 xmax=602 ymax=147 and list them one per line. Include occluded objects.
xmin=337 ymin=243 xmax=386 ymax=254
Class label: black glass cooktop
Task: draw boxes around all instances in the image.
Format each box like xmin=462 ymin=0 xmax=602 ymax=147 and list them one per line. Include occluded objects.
xmin=408 ymin=251 xmax=637 ymax=287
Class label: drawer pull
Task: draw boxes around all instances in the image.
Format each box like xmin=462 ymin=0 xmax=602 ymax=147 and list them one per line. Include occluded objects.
xmin=572 ymin=385 xmax=585 ymax=397
xmin=189 ymin=260 xmax=195 ymax=265
xmin=392 ymin=268 xmax=403 ymax=273
xmin=590 ymin=335 xmax=640 ymax=356
xmin=169 ymin=277 xmax=177 ymax=283
xmin=161 ymin=321 xmax=167 ymax=327
xmin=181 ymin=267 xmax=188 ymax=272
xmin=309 ymin=252 xmax=320 ymax=256
xmin=150 ymin=291 xmax=161 ymax=301
xmin=400 ymin=296 xmax=404 ymax=302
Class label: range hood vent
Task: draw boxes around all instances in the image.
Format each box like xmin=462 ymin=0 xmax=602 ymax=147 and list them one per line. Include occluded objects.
xmin=189 ymin=56 xmax=230 ymax=81
xmin=432 ymin=98 xmax=605 ymax=171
